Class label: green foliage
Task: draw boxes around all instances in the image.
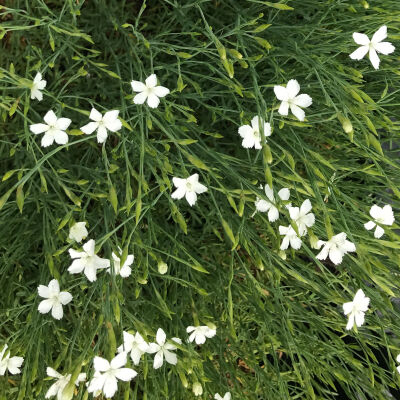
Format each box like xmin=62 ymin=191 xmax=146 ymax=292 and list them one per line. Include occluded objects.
xmin=1 ymin=0 xmax=400 ymax=399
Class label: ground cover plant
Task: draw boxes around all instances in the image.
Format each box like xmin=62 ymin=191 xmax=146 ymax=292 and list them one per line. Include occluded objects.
xmin=1 ymin=0 xmax=400 ymax=399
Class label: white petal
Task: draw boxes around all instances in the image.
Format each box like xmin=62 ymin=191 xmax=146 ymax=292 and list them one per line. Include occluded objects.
xmin=371 ymin=26 xmax=387 ymax=43
xmin=172 ymin=177 xmax=186 ymax=188
xmin=31 ymin=89 xmax=43 ymax=101
xmin=34 ymin=72 xmax=43 ymax=83
xmin=171 ymin=186 xmax=186 ymax=200
xmin=193 ymin=182 xmax=207 ymax=194
xmin=54 ymin=130 xmax=69 ymax=145
xmin=153 ymin=86 xmax=170 ymax=97
xmin=103 ymin=375 xmax=118 ymax=398
xmin=68 ymin=259 xmax=85 ymax=274
xmin=354 ymin=311 xmax=365 ymax=327
xmin=286 ymin=79 xmax=300 ymax=98
xmin=300 ymin=199 xmax=312 ymax=214
xmin=38 ymin=299 xmax=53 ymax=314
xmin=342 ymin=301 xmax=353 ymax=315
xmin=44 ymin=110 xmax=58 ymax=125
xmin=84 ymin=265 xmax=98 ymax=282
xmin=273 ymin=85 xmax=288 ymax=101
xmin=374 ymin=225 xmax=385 ymax=239
xmin=329 ymin=248 xmax=343 ymax=265
xmin=255 ymin=199 xmax=270 ymax=213
xmin=289 ymin=207 xmax=299 ymax=220
xmin=83 ymin=239 xmax=95 ymax=256
xmin=145 ymin=74 xmax=157 ymax=88
xmin=241 ymin=135 xmax=256 ymax=149
xmin=342 ymin=240 xmax=356 ymax=253
xmin=280 ymin=236 xmax=289 ymax=250
xmin=264 ymin=184 xmax=274 ymax=201
xmin=30 ymin=123 xmax=49 ymax=134
xmin=147 ymin=93 xmax=160 ymax=109
xmin=55 ymin=118 xmax=71 ymax=131
xmin=238 ymin=124 xmax=253 ymax=139
xmin=133 ymin=91 xmax=148 ymax=104
xmin=278 ymin=188 xmax=290 ymax=201
xmin=93 ymin=356 xmax=110 ymax=372
xmin=48 ymin=279 xmax=60 ymax=294
xmin=38 ymin=285 xmax=50 ymax=298
xmin=45 ymin=382 xmax=59 ymax=398
xmin=153 ymin=351 xmax=164 ymax=369
xmin=51 ymin=303 xmax=63 ymax=320
xmin=59 ymin=291 xmax=72 ymax=305
xmin=80 ymin=122 xmax=99 ymax=135
xmin=369 ymin=204 xmax=382 ymax=220
xmin=293 ymin=94 xmax=312 ymax=108
xmin=369 ymin=48 xmax=380 ymax=69
xmin=374 ymin=41 xmax=395 ymax=55
xmin=103 ymin=111 xmax=122 ymax=132
xmin=278 ymin=100 xmax=289 ymax=116
xmin=130 ymin=80 xmax=146 ymax=92
xmin=349 ymin=45 xmax=369 ymax=60
xmin=111 ymin=352 xmax=127 ymax=369
xmin=156 ymin=328 xmax=166 ymax=345
xmin=316 ymin=245 xmax=329 ymax=260
xmin=96 ymin=125 xmax=108 ymax=143
xmin=69 ymin=248 xmax=83 ymax=259
xmin=163 ymin=349 xmax=177 ymax=365
xmin=119 ymin=265 xmax=132 ymax=278
xmin=290 ymin=236 xmax=302 ymax=250
xmin=382 ymin=204 xmax=394 ymax=225
xmin=268 ymin=206 xmax=279 ymax=222
xmin=115 ymin=368 xmax=137 ymax=381
xmin=89 ymin=107 xmax=102 ymax=122
xmin=41 ymin=133 xmax=55 ymax=148
xmin=185 ymin=191 xmax=197 ymax=206
xmin=290 ymin=104 xmax=305 ymax=121
xmin=346 ymin=313 xmax=355 ymax=330
xmin=364 ymin=221 xmax=376 ymax=230
xmin=353 ymin=32 xmax=370 ymax=45
xmin=7 ymin=357 xmax=23 ymax=374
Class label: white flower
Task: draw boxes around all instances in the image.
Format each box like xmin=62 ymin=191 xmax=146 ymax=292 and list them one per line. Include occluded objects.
xmin=238 ymin=116 xmax=271 ymax=149
xmin=0 ymin=344 xmax=24 ymax=375
xmin=396 ymin=354 xmax=400 ymax=374
xmin=350 ymin=26 xmax=395 ymax=70
xmin=30 ymin=72 xmax=46 ymax=101
xmin=288 ymin=199 xmax=315 ymax=236
xmin=279 ymin=225 xmax=302 ymax=250
xmin=255 ymin=185 xmax=290 ymax=222
xmin=87 ymin=353 xmax=137 ymax=399
xmin=38 ymin=279 xmax=72 ymax=320
xmin=108 ymin=248 xmax=134 ymax=278
xmin=316 ymin=232 xmax=356 ymax=265
xmin=186 ymin=325 xmax=216 ymax=345
xmin=68 ymin=222 xmax=88 ymax=243
xmin=171 ymin=174 xmax=208 ymax=206
xmin=68 ymin=239 xmax=110 ymax=282
xmin=215 ymin=393 xmax=231 ymax=400
xmin=147 ymin=328 xmax=180 ymax=369
xmin=274 ymin=79 xmax=312 ymax=121
xmin=117 ymin=331 xmax=149 ymax=365
xmin=193 ymin=382 xmax=203 ymax=396
xmin=45 ymin=367 xmax=86 ymax=400
xmin=343 ymin=289 xmax=370 ymax=330
xmin=364 ymin=204 xmax=394 ymax=239
xmin=131 ymin=74 xmax=170 ymax=108
xmin=80 ymin=108 xmax=122 ymax=143
xmin=30 ymin=110 xmax=71 ymax=148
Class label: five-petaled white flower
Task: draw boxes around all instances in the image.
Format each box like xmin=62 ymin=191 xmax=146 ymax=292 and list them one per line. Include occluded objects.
xmin=238 ymin=116 xmax=271 ymax=149
xmin=343 ymin=289 xmax=370 ymax=330
xmin=131 ymin=74 xmax=170 ymax=108
xmin=215 ymin=393 xmax=231 ymax=400
xmin=289 ymin=199 xmax=315 ymax=236
xmin=117 ymin=331 xmax=149 ymax=365
xmin=255 ymin=185 xmax=290 ymax=222
xmin=87 ymin=353 xmax=137 ymax=399
xmin=171 ymin=174 xmax=208 ymax=206
xmin=396 ymin=354 xmax=400 ymax=374
xmin=80 ymin=108 xmax=122 ymax=144
xmin=30 ymin=110 xmax=71 ymax=148
xmin=350 ymin=26 xmax=395 ymax=70
xmin=38 ymin=279 xmax=72 ymax=320
xmin=279 ymin=225 xmax=302 ymax=250
xmin=316 ymin=232 xmax=356 ymax=265
xmin=108 ymin=248 xmax=134 ymax=278
xmin=30 ymin=72 xmax=46 ymax=101
xmin=68 ymin=239 xmax=110 ymax=282
xmin=0 ymin=344 xmax=23 ymax=375
xmin=274 ymin=79 xmax=312 ymax=121
xmin=186 ymin=325 xmax=216 ymax=345
xmin=45 ymin=367 xmax=86 ymax=400
xmin=68 ymin=222 xmax=88 ymax=243
xmin=364 ymin=204 xmax=394 ymax=239
xmin=147 ymin=328 xmax=181 ymax=369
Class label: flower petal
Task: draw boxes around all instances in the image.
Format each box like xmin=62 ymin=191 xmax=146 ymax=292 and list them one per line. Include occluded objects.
xmin=153 ymin=351 xmax=164 ymax=369
xmin=55 ymin=118 xmax=71 ymax=131
xmin=59 ymin=291 xmax=72 ymax=305
xmin=371 ymin=25 xmax=387 ymax=43
xmin=352 ymin=32 xmax=370 ymax=45
xmin=89 ymin=107 xmax=102 ymax=122
xmin=369 ymin=48 xmax=380 ymax=69
xmin=374 ymin=41 xmax=395 ymax=55
xmin=54 ymin=130 xmax=69 ymax=145
xmin=278 ymin=100 xmax=289 ymax=116
xmin=111 ymin=352 xmax=127 ymax=369
xmin=38 ymin=284 xmax=50 ymax=298
xmin=290 ymin=104 xmax=306 ymax=121
xmin=286 ymin=79 xmax=300 ymax=98
xmin=93 ymin=356 xmax=110 ymax=372
xmin=147 ymin=93 xmax=160 ymax=108
xmin=80 ymin=122 xmax=99 ymax=135
xmin=41 ymin=133 xmax=55 ymax=148
xmin=153 ymin=86 xmax=170 ymax=97
xmin=273 ymin=85 xmax=288 ymax=101
xmin=145 ymin=74 xmax=157 ymax=88
xmin=30 ymin=123 xmax=49 ymax=134
xmin=51 ymin=302 xmax=63 ymax=320
xmin=131 ymin=80 xmax=146 ymax=92
xmin=293 ymin=94 xmax=312 ymax=108
xmin=115 ymin=368 xmax=137 ymax=381
xmin=44 ymin=110 xmax=58 ymax=125
xmin=185 ymin=191 xmax=197 ymax=206
xmin=349 ymin=45 xmax=369 ymax=60
xmin=156 ymin=328 xmax=166 ymax=346
xmin=163 ymin=349 xmax=177 ymax=365
xmin=133 ymin=91 xmax=148 ymax=104
xmin=38 ymin=299 xmax=53 ymax=314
